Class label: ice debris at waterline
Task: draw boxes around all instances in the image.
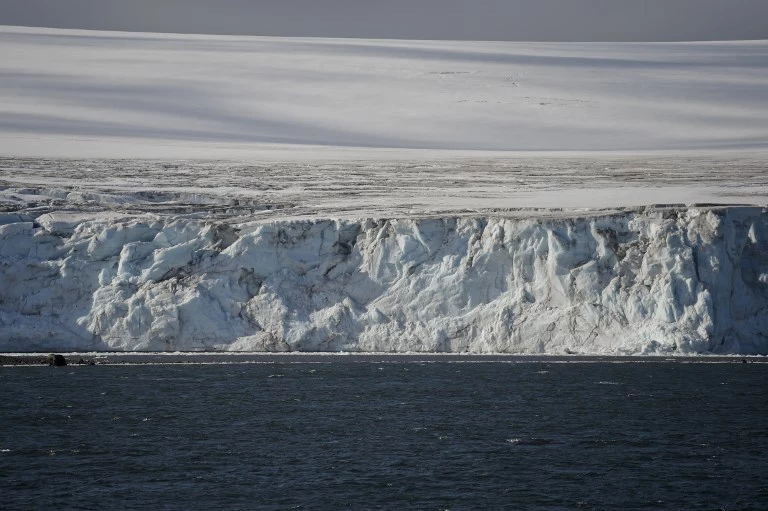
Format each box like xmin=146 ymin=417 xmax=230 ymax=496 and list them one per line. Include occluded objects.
xmin=1 ymin=207 xmax=766 ymax=354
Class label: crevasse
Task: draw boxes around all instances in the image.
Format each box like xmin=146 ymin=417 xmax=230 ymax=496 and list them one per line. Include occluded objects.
xmin=1 ymin=207 xmax=766 ymax=354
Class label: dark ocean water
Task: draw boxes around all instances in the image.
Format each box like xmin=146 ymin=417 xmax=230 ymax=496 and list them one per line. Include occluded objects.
xmin=1 ymin=360 xmax=767 ymax=510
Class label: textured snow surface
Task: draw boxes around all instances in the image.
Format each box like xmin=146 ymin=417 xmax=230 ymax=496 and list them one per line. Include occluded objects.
xmin=2 ymin=207 xmax=767 ymax=354
xmin=2 ymin=156 xmax=767 ymax=220
xmin=1 ymin=26 xmax=768 ymax=158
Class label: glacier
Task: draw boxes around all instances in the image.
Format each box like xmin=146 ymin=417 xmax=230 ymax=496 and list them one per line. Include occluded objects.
xmin=1 ymin=26 xmax=767 ymax=356
xmin=1 ymin=206 xmax=766 ymax=354
xmin=2 ymin=26 xmax=768 ymax=159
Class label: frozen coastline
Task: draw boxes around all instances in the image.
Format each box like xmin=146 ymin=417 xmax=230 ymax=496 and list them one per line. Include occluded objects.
xmin=1 ymin=187 xmax=766 ymax=354
xmin=1 ymin=28 xmax=767 ymax=354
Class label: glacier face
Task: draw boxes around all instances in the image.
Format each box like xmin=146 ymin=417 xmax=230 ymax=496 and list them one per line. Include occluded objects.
xmin=1 ymin=207 xmax=767 ymax=354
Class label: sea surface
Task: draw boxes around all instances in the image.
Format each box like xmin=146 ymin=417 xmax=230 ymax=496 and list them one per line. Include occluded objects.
xmin=1 ymin=359 xmax=766 ymax=510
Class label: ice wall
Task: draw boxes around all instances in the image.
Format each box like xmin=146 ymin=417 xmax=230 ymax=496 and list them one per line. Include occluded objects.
xmin=1 ymin=208 xmax=767 ymax=354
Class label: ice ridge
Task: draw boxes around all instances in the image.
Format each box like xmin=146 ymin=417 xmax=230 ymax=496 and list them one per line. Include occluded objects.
xmin=1 ymin=207 xmax=766 ymax=354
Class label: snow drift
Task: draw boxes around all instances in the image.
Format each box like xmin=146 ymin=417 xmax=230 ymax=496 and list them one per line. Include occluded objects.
xmin=1 ymin=207 xmax=766 ymax=354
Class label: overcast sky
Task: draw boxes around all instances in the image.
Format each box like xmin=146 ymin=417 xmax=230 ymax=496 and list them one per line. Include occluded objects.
xmin=1 ymin=0 xmax=766 ymax=41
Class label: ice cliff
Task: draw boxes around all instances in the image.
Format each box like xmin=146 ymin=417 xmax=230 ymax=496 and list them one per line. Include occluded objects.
xmin=1 ymin=207 xmax=767 ymax=354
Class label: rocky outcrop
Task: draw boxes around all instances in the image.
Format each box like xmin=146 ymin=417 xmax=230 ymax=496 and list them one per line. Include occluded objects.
xmin=47 ymin=354 xmax=67 ymax=366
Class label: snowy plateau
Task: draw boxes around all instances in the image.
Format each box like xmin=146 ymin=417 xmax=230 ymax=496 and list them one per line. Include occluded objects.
xmin=1 ymin=27 xmax=768 ymax=354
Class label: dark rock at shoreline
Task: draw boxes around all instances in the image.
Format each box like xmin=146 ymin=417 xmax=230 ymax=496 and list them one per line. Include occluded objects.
xmin=1 ymin=353 xmax=766 ymax=367
xmin=48 ymin=354 xmax=67 ymax=366
xmin=0 ymin=355 xmax=98 ymax=366
xmin=0 ymin=355 xmax=47 ymax=366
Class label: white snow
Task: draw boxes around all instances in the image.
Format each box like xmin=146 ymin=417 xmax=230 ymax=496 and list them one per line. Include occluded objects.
xmin=1 ymin=206 xmax=766 ymax=354
xmin=1 ymin=27 xmax=767 ymax=354
xmin=1 ymin=25 xmax=767 ymax=159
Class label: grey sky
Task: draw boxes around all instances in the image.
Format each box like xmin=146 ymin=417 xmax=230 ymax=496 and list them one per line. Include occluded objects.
xmin=0 ymin=0 xmax=766 ymax=41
